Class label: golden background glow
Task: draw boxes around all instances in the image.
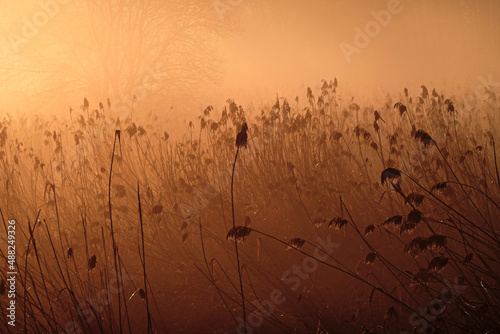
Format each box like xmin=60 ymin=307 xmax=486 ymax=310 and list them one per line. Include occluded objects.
xmin=0 ymin=0 xmax=499 ymax=120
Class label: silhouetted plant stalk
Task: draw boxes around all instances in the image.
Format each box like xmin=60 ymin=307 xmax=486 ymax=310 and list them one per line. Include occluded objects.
xmin=440 ymin=181 xmax=500 ymax=211
xmin=380 ymin=166 xmax=499 ymax=330
xmin=44 ymin=216 xmax=88 ymax=332
xmin=391 ymin=171 xmax=499 ymax=264
xmin=108 ymin=129 xmax=123 ymax=333
xmin=427 ymin=134 xmax=500 ymax=245
xmin=227 ymin=225 xmax=433 ymax=329
xmin=339 ymin=196 xmax=430 ymax=311
xmin=23 ymin=210 xmax=41 ymax=332
xmin=198 ymin=218 xmax=237 ymax=324
xmin=383 ymin=160 xmax=499 ymax=247
xmin=100 ymin=225 xmax=114 ymax=332
xmin=382 ymin=165 xmax=500 ymax=284
xmin=1 ymin=86 xmax=499 ymax=332
xmin=137 ymin=182 xmax=152 ymax=333
xmin=493 ymin=137 xmax=500 ymax=190
xmin=374 ymin=110 xmax=386 ymax=168
xmin=340 ymin=133 xmax=371 ymax=184
xmin=27 ymin=218 xmax=57 ymax=333
xmin=232 ymin=123 xmax=247 ymax=333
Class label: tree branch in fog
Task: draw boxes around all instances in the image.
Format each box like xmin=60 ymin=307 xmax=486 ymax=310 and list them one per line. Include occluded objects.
xmin=1 ymin=0 xmax=235 ymax=113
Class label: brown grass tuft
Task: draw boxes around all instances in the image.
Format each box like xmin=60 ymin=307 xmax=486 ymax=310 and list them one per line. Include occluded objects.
xmin=226 ymin=226 xmax=252 ymax=242
xmin=287 ymin=238 xmax=306 ymax=250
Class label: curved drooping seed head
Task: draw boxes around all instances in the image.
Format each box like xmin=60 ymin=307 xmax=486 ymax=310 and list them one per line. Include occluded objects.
xmin=226 ymin=226 xmax=251 ymax=242
xmin=381 ymin=215 xmax=403 ymax=228
xmin=428 ymin=256 xmax=449 ymax=273
xmin=427 ymin=235 xmax=447 ymax=249
xmin=88 ymin=254 xmax=97 ymax=271
xmin=407 ymin=209 xmax=423 ymax=224
xmin=381 ymin=168 xmax=402 ymax=186
xmin=431 ymin=182 xmax=447 ymax=192
xmin=287 ymin=238 xmax=306 ymax=250
xmin=404 ymin=236 xmax=429 ymax=256
xmin=393 ymin=102 xmax=407 ymax=116
xmin=374 ymin=110 xmax=385 ymax=123
xmin=236 ymin=122 xmax=248 ymax=148
xmin=364 ymin=224 xmax=375 ymax=236
xmin=139 ymin=288 xmax=146 ymax=301
xmin=405 ymin=193 xmax=425 ymax=206
xmin=365 ymin=252 xmax=376 ymax=264
xmin=414 ymin=129 xmax=434 ymax=146
xmin=328 ymin=217 xmax=348 ymax=229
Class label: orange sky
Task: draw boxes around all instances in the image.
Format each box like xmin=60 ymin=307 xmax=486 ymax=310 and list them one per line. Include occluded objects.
xmin=204 ymin=0 xmax=500 ymax=108
xmin=1 ymin=0 xmax=499 ymax=119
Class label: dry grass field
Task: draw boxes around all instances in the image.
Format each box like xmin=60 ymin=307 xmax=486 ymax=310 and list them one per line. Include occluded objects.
xmin=0 ymin=81 xmax=499 ymax=333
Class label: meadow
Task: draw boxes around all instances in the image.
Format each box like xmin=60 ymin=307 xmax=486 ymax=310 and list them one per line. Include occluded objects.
xmin=0 ymin=80 xmax=499 ymax=333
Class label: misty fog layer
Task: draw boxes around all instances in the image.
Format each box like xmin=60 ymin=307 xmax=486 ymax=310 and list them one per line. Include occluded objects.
xmin=208 ymin=0 xmax=500 ymax=107
xmin=0 ymin=2 xmax=499 ymax=333
xmin=1 ymin=0 xmax=499 ymax=122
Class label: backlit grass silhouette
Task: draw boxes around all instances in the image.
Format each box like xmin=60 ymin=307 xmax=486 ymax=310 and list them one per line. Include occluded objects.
xmin=0 ymin=81 xmax=499 ymax=333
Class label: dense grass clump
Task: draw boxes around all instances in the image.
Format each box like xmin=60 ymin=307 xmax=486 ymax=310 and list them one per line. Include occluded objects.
xmin=0 ymin=81 xmax=499 ymax=333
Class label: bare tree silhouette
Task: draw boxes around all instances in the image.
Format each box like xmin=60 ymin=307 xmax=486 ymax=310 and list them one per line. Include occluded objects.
xmin=0 ymin=0 xmax=233 ymax=113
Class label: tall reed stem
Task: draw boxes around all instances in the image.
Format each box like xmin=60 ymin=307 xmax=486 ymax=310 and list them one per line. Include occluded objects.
xmin=109 ymin=130 xmax=122 ymax=333
xmin=137 ymin=182 xmax=152 ymax=333
xmin=231 ymin=146 xmax=246 ymax=333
